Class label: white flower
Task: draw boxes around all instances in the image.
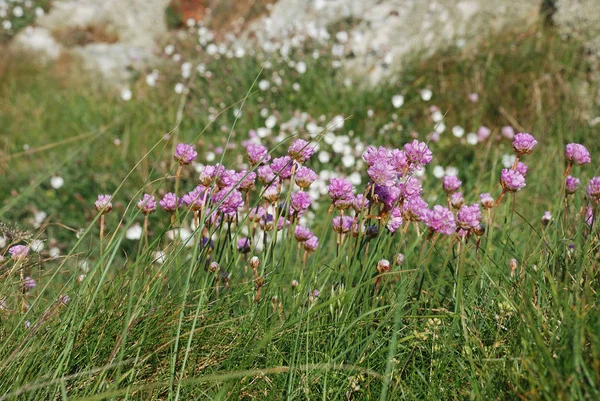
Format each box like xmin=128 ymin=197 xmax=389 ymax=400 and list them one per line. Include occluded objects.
xmin=433 ymin=165 xmax=445 ymax=178
xmin=258 ymin=79 xmax=270 ymax=91
xmin=146 ymin=71 xmax=158 ymax=87
xmin=33 ymin=211 xmax=47 ymax=228
xmin=49 ymin=247 xmax=60 ymax=259
xmin=445 ymin=167 xmax=459 ymax=176
xmin=0 ymin=236 xmax=6 ymax=248
xmin=265 ymin=115 xmax=277 ymax=129
xmin=348 ymin=172 xmax=362 ymax=185
xmin=392 ymin=95 xmax=404 ymax=108
xmin=2 ymin=20 xmax=12 ymax=30
xmin=502 ymin=154 xmax=517 ymax=168
xmin=420 ymin=89 xmax=433 ymax=101
xmin=452 ymin=125 xmax=465 ymax=138
xmin=35 ymin=7 xmax=44 ymax=17
xmin=181 ymin=62 xmax=192 ymax=78
xmin=335 ymin=31 xmax=348 ymax=43
xmin=295 ymin=61 xmax=307 ymax=74
xmin=164 ymin=45 xmax=175 ymax=55
xmin=30 ymin=239 xmax=44 ymax=252
xmin=233 ymin=108 xmax=242 ymax=118
xmin=13 ymin=6 xmax=23 ymax=17
xmin=342 ymin=154 xmax=355 ymax=168
xmin=435 ymin=122 xmax=446 ymax=134
xmin=432 ymin=110 xmax=444 ymax=123
xmin=260 ymin=108 xmax=269 ymax=118
xmin=318 ymin=151 xmax=331 ymax=163
xmin=466 ymin=133 xmax=478 ymax=145
xmin=326 ymin=115 xmax=344 ymax=131
xmin=292 ymin=82 xmax=300 ymax=91
xmin=126 ymin=224 xmax=143 ymax=240
xmin=120 ymin=88 xmax=132 ymax=101
xmin=153 ymin=251 xmax=166 ymax=264
xmin=205 ymin=151 xmax=215 ymax=162
xmin=186 ymin=18 xmax=195 ymax=27
xmin=206 ymin=43 xmax=218 ymax=55
xmin=50 ymin=176 xmax=64 ymax=189
xmin=257 ymin=128 xmax=270 ymax=138
xmin=174 ymin=83 xmax=185 ymax=94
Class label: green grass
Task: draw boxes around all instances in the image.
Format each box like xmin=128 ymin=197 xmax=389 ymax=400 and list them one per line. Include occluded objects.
xmin=0 ymin=25 xmax=600 ymax=400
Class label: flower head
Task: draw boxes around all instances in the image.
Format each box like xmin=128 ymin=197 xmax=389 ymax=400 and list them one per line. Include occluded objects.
xmin=95 ymin=194 xmax=113 ymax=214
xmin=270 ymin=156 xmax=294 ymax=179
xmin=565 ymin=175 xmax=580 ymax=195
xmin=212 ymin=187 xmax=244 ymax=215
xmin=362 ymin=146 xmax=391 ymax=166
xmin=328 ymin=177 xmax=353 ymax=201
xmin=263 ymin=184 xmax=281 ymax=203
xmin=587 ymin=177 xmax=600 ymax=199
xmin=368 ymin=162 xmax=396 ymax=187
xmin=160 ymin=193 xmax=180 ymax=213
xmin=401 ymin=196 xmax=428 ymax=222
xmin=295 ymin=166 xmax=318 ymax=189
xmin=182 ymin=186 xmax=208 ymax=211
xmin=304 ymin=235 xmax=319 ymax=252
xmin=174 ymin=143 xmax=198 ymax=164
xmin=512 ymin=133 xmax=537 ymax=156
xmin=257 ymin=165 xmax=276 ymax=184
xmin=403 ymin=140 xmax=432 ymax=169
xmin=137 ymin=194 xmax=156 ymax=214
xmin=399 ymin=177 xmax=422 ymax=199
xmin=246 ymin=143 xmax=270 ymax=165
xmin=295 ymin=225 xmax=313 ymax=242
xmin=423 ymin=205 xmax=456 ymax=235
xmin=500 ymin=169 xmax=526 ymax=192
xmin=237 ymin=237 xmax=251 ymax=253
xmin=566 ymin=143 xmax=591 ymax=166
xmin=477 ymin=126 xmax=491 ymax=142
xmin=9 ymin=245 xmax=29 ymax=261
xmin=480 ymin=193 xmax=494 ymax=209
xmin=332 ymin=216 xmax=354 ymax=233
xmin=235 ymin=170 xmax=256 ymax=192
xmin=385 ymin=207 xmax=403 ymax=233
xmin=515 ymin=162 xmax=528 ymax=177
xmin=288 ymin=139 xmax=315 ymax=163
xmin=450 ymin=192 xmax=464 ymax=209
xmin=22 ymin=276 xmax=36 ymax=292
xmin=442 ymin=175 xmax=462 ymax=193
xmin=352 ymin=194 xmax=370 ymax=212
xmin=456 ymin=204 xmax=482 ymax=230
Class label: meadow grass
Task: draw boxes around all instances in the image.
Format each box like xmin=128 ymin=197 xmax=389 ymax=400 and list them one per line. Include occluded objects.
xmin=0 ymin=24 xmax=599 ymax=400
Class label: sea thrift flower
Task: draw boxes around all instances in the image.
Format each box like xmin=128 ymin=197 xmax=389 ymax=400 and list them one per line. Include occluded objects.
xmin=237 ymin=238 xmax=251 ymax=253
xmin=182 ymin=186 xmax=208 ymax=211
xmin=386 ymin=207 xmax=403 ymax=233
xmin=137 ymin=194 xmax=156 ymax=214
xmin=22 ymin=276 xmax=36 ymax=292
xmin=304 ymin=235 xmax=319 ymax=252
xmin=500 ymin=169 xmax=526 ymax=192
xmin=236 ymin=170 xmax=257 ymax=192
xmin=257 ymin=165 xmax=276 ymax=184
xmin=160 ymin=193 xmax=179 ymax=212
xmin=376 ymin=259 xmax=391 ymax=274
xmin=248 ymin=206 xmax=266 ymax=222
xmin=270 ymin=156 xmax=293 ymax=179
xmin=260 ymin=214 xmax=275 ymax=231
xmin=424 ymin=205 xmax=456 ymax=235
xmin=480 ymin=193 xmax=494 ymax=209
xmin=362 ymin=146 xmax=391 ymax=166
xmin=352 ymin=194 xmax=370 ymax=212
xmin=374 ymin=185 xmax=400 ymax=210
xmin=246 ymin=143 xmax=270 ymax=165
xmin=477 ymin=126 xmax=491 ymax=142
xmin=442 ymin=175 xmax=462 ymax=193
xmin=515 ymin=162 xmax=528 ymax=177
xmin=277 ymin=217 xmax=289 ymax=231
xmin=174 ymin=143 xmax=198 ymax=164
xmin=403 ymin=140 xmax=433 ymax=169
xmin=512 ymin=133 xmax=537 ymax=156
xmin=294 ymin=225 xmax=313 ymax=242
xmin=368 ymin=162 xmax=396 ymax=187
xmin=566 ymin=143 xmax=591 ymax=166
xmin=565 ymin=176 xmax=580 ymax=195
xmin=9 ymin=245 xmax=29 ymax=261
xmin=585 ymin=204 xmax=594 ymax=227
xmin=295 ymin=166 xmax=318 ymax=189
xmin=394 ymin=253 xmax=405 ymax=266
xmin=456 ymin=204 xmax=482 ymax=230
xmin=212 ymin=187 xmax=244 ymax=215
xmin=332 ymin=216 xmax=354 ymax=233
xmin=399 ymin=177 xmax=422 ymax=199
xmin=390 ymin=149 xmax=408 ymax=174
xmin=263 ymin=184 xmax=281 ymax=203
xmin=450 ymin=192 xmax=464 ymax=209
xmin=290 ymin=191 xmax=312 ymax=214
xmin=501 ymin=126 xmax=515 ymax=139
xmin=328 ymin=178 xmax=353 ymax=201
xmin=587 ymin=177 xmax=600 ymax=200
xmin=216 ymin=169 xmax=236 ymax=188
xmin=95 ymin=195 xmax=113 ymax=214
xmin=401 ymin=196 xmax=428 ymax=221
xmin=288 ymin=139 xmax=315 ymax=163
xmin=541 ymin=211 xmax=552 ymax=227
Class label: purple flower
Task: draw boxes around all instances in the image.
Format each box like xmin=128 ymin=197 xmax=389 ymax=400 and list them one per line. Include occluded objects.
xmin=212 ymin=187 xmax=244 ymax=215
xmin=246 ymin=143 xmax=270 ymax=165
xmin=368 ymin=162 xmax=397 ymax=187
xmin=352 ymin=194 xmax=370 ymax=212
xmin=587 ymin=177 xmax=600 ymax=199
xmin=565 ymin=175 xmax=580 ymax=195
xmin=566 ymin=143 xmax=591 ymax=166
xmin=423 ymin=205 xmax=456 ymax=235
xmin=288 ymin=139 xmax=315 ymax=163
xmin=260 ymin=214 xmax=274 ymax=231
xmin=182 ymin=186 xmax=208 ymax=211
xmin=277 ymin=217 xmax=289 ymax=231
xmin=95 ymin=194 xmax=113 ymax=214
xmin=386 ymin=207 xmax=403 ymax=233
xmin=477 ymin=126 xmax=491 ymax=142
xmin=390 ymin=149 xmax=408 ymax=175
xmin=290 ymin=191 xmax=312 ymax=213
xmin=22 ymin=276 xmax=36 ymax=292
xmin=515 ymin=162 xmax=528 ymax=177
xmin=257 ymin=165 xmax=276 ymax=184
xmin=541 ymin=211 xmax=552 ymax=227
xmin=137 ymin=194 xmax=156 ymax=214
xmin=401 ymin=196 xmax=428 ymax=222
xmin=9 ymin=245 xmax=29 ymax=261
xmin=374 ymin=185 xmax=400 ymax=210
xmin=263 ymin=184 xmax=281 ymax=203
xmin=585 ymin=204 xmax=594 ymax=227
xmin=334 ymin=194 xmax=355 ymax=210
xmin=328 ymin=177 xmax=353 ymax=201
xmin=442 ymin=175 xmax=462 ymax=193
xmin=174 ymin=143 xmax=198 ymax=164
xmin=160 ymin=193 xmax=180 ymax=212
xmin=512 ymin=133 xmax=537 ymax=156
xmin=295 ymin=166 xmax=318 ymax=189
xmin=235 ymin=170 xmax=256 ymax=192
xmin=362 ymin=146 xmax=391 ymax=166
xmin=237 ymin=237 xmax=251 ymax=253
xmin=332 ymin=216 xmax=354 ymax=233
xmin=501 ymin=126 xmax=515 ymax=139
xmin=216 ymin=168 xmax=237 ymax=188
xmin=399 ymin=177 xmax=422 ymax=199
xmin=270 ymin=156 xmax=294 ymax=179
xmin=248 ymin=206 xmax=266 ymax=222
xmin=199 ymin=165 xmax=223 ymax=186
xmin=500 ymin=169 xmax=526 ymax=192
xmin=450 ymin=192 xmax=464 ymax=209
xmin=403 ymin=140 xmax=433 ymax=169
xmin=480 ymin=193 xmax=494 ymax=209
xmin=295 ymin=225 xmax=313 ymax=242
xmin=304 ymin=235 xmax=319 ymax=251
xmin=456 ymin=204 xmax=482 ymax=230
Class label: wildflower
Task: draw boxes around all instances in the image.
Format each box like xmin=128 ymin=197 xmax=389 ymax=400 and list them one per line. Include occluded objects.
xmin=58 ymin=295 xmax=71 ymax=305
xmin=456 ymin=204 xmax=482 ymax=230
xmin=304 ymin=235 xmax=319 ymax=251
xmin=500 ymin=169 xmax=526 ymax=192
xmin=423 ymin=205 xmax=456 ymax=235
xmin=249 ymin=256 xmax=260 ymax=270
xmin=362 ymin=146 xmax=391 ymax=166
xmin=257 ymin=165 xmax=276 ymax=184
xmin=295 ymin=225 xmax=313 ymax=242
xmin=160 ymin=192 xmax=180 ymax=212
xmin=246 ymin=143 xmax=270 ymax=165
xmin=291 ymin=279 xmax=299 ymax=289
xmin=364 ymin=225 xmax=378 ymax=239
xmin=541 ymin=211 xmax=552 ymax=228
xmin=248 ymin=206 xmax=266 ymax=222
xmin=137 ymin=194 xmax=156 ymax=214
xmin=95 ymin=195 xmax=112 ymax=214
xmin=352 ymin=194 xmax=370 ymax=212
xmin=376 ymin=259 xmax=391 ymax=274
xmin=399 ymin=177 xmax=423 ymax=199
xmin=374 ymin=185 xmax=400 ymax=209
xmin=236 ymin=170 xmax=257 ymax=192
xmin=403 ymin=140 xmax=433 ymax=169
xmin=394 ymin=253 xmax=405 ymax=266
xmin=585 ymin=204 xmax=594 ymax=227
xmin=50 ymin=176 xmax=64 ymax=189
xmin=477 ymin=126 xmax=491 ymax=142
xmin=291 ymin=191 xmax=312 ymax=214
xmin=295 ymin=166 xmax=318 ymax=189
xmin=288 ymin=139 xmax=315 ymax=163
xmin=442 ymin=175 xmax=462 ymax=193
xmin=401 ymin=196 xmax=428 ymax=222
xmin=237 ymin=237 xmax=251 ymax=253
xmin=212 ymin=187 xmax=244 ymax=215
xmin=587 ymin=177 xmax=600 ymax=200
xmin=9 ymin=245 xmax=29 ymax=261
xmin=512 ymin=133 xmax=537 ymax=156
xmin=565 ymin=143 xmax=591 ymax=166
xmin=263 ymin=184 xmax=281 ymax=203
xmin=565 ymin=175 xmax=580 ymax=195
xmin=182 ymin=186 xmax=208 ymax=211
xmin=368 ymin=162 xmax=396 ymax=187
xmin=450 ymin=192 xmax=464 ymax=209
xmin=390 ymin=149 xmax=408 ymax=174
xmin=174 ymin=143 xmax=198 ymax=165
xmin=386 ymin=207 xmax=403 ymax=232
xmin=515 ymin=162 xmax=528 ymax=177
xmin=332 ymin=216 xmax=354 ymax=233
xmin=277 ymin=217 xmax=289 ymax=231
xmin=270 ymin=156 xmax=294 ymax=179
xmin=126 ymin=224 xmax=143 ymax=240
xmin=501 ymin=126 xmax=515 ymax=139
xmin=328 ymin=177 xmax=353 ymax=201
xmin=480 ymin=193 xmax=494 ymax=209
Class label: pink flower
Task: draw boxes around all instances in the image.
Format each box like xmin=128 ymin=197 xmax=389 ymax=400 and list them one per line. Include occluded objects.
xmin=423 ymin=205 xmax=456 ymax=235
xmin=270 ymin=156 xmax=294 ymax=179
xmin=450 ymin=192 xmax=464 ymax=209
xmin=174 ymin=143 xmax=198 ymax=164
xmin=160 ymin=193 xmax=180 ymax=212
xmin=565 ymin=176 xmax=580 ymax=195
xmin=246 ymin=143 xmax=270 ymax=165
xmin=295 ymin=225 xmax=313 ymax=242
xmin=304 ymin=235 xmax=319 ymax=252
xmin=332 ymin=216 xmax=354 ymax=233
xmin=477 ymin=126 xmax=491 ymax=142
xmin=95 ymin=194 xmax=113 ymax=214
xmin=456 ymin=204 xmax=482 ymax=230
xmin=587 ymin=177 xmax=600 ymax=199
xmin=403 ymin=140 xmax=433 ymax=169
xmin=137 ymin=194 xmax=157 ymax=214
xmin=328 ymin=177 xmax=353 ymax=201
xmin=295 ymin=166 xmax=318 ymax=189
xmin=442 ymin=175 xmax=462 ymax=193
xmin=290 ymin=191 xmax=312 ymax=213
xmin=385 ymin=207 xmax=403 ymax=232
xmin=9 ymin=245 xmax=29 ymax=261
xmin=480 ymin=193 xmax=494 ymax=209
xmin=512 ymin=133 xmax=537 ymax=156
xmin=288 ymin=139 xmax=315 ymax=163
xmin=368 ymin=162 xmax=396 ymax=187
xmin=566 ymin=143 xmax=591 ymax=166
xmin=500 ymin=169 xmax=526 ymax=192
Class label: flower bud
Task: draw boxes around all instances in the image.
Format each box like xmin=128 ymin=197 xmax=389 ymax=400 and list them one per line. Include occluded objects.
xmin=541 ymin=211 xmax=552 ymax=228
xmin=249 ymin=256 xmax=260 ymax=270
xmin=394 ymin=253 xmax=405 ymax=266
xmin=209 ymin=261 xmax=220 ymax=273
xmin=376 ymin=259 xmax=391 ymax=274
